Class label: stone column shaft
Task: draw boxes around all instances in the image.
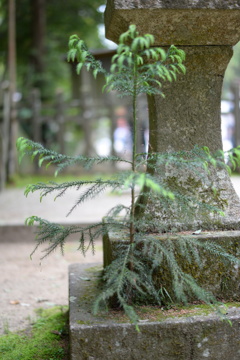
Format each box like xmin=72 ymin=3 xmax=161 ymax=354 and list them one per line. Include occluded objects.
xmin=149 ymin=46 xmax=232 ymax=153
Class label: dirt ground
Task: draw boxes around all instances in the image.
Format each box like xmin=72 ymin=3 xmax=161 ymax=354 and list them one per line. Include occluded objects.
xmin=0 ymin=186 xmax=131 ymax=335
xmin=0 ymin=238 xmax=103 ymax=335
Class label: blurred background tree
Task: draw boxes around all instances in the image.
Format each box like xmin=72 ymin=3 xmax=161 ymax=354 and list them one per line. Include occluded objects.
xmin=0 ymin=0 xmax=105 ymax=99
xmin=1 ymin=0 xmax=240 ymax=190
xmin=0 ymin=0 xmax=112 ymax=188
xmin=222 ymin=42 xmax=240 ymax=99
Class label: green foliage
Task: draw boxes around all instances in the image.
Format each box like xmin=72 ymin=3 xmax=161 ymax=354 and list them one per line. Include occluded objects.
xmin=7 ymin=173 xmax=113 ymax=189
xmin=0 ymin=0 xmax=103 ymax=97
xmin=16 ymin=137 xmax=130 ymax=176
xmin=0 ymin=306 xmax=68 ymax=360
xmin=68 ymin=24 xmax=186 ymax=97
xmin=17 ymin=25 xmax=240 ymax=329
xmin=94 ymin=236 xmax=235 ymax=313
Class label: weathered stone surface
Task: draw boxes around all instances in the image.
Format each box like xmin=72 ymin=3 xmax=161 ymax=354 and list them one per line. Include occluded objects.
xmin=105 ymin=0 xmax=240 ymax=45
xmin=106 ymin=0 xmax=240 ymax=10
xmin=103 ymin=231 xmax=240 ymax=300
xmin=137 ymin=167 xmax=240 ymax=232
xmin=135 ymin=46 xmax=240 ymax=231
xmin=148 ymin=46 xmax=231 ymax=153
xmin=69 ymin=263 xmax=240 ymax=360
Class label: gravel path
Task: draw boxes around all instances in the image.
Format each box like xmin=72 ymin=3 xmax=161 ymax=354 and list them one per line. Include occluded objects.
xmin=0 ymin=239 xmax=103 ymax=334
xmin=0 ymin=187 xmax=129 ymax=334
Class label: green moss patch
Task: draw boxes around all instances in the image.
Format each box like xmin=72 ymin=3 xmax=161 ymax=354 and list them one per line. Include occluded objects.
xmin=96 ymin=302 xmax=240 ymax=324
xmin=0 ymin=306 xmax=69 ymax=360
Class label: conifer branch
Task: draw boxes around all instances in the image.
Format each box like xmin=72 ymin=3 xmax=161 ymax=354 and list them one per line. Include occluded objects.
xmin=26 ymin=216 xmax=130 ymax=260
xmin=17 ymin=137 xmax=131 ymax=174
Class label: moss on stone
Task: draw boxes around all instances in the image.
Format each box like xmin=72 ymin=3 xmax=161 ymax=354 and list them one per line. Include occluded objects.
xmin=74 ymin=266 xmax=240 ymax=327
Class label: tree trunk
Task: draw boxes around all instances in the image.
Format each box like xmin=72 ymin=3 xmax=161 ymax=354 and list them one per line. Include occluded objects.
xmin=0 ymin=82 xmax=11 ymax=191
xmin=31 ymin=0 xmax=46 ymax=91
xmin=7 ymin=0 xmax=17 ymax=179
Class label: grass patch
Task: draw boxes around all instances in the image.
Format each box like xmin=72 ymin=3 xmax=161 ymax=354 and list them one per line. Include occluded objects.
xmin=0 ymin=306 xmax=69 ymax=360
xmin=7 ymin=173 xmax=114 ymax=189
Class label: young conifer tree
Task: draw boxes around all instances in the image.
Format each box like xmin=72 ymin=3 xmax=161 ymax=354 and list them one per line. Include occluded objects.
xmin=17 ymin=25 xmax=240 ymax=328
xmin=17 ymin=24 xmax=186 ymax=255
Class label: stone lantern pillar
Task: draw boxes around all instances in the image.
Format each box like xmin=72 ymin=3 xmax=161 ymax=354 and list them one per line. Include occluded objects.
xmin=105 ymin=0 xmax=240 ymax=230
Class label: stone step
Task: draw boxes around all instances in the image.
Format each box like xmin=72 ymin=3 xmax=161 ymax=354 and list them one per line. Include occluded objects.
xmin=69 ymin=263 xmax=240 ymax=360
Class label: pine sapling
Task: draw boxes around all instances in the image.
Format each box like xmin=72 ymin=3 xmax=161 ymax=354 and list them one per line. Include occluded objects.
xmin=17 ymin=25 xmax=240 ymax=328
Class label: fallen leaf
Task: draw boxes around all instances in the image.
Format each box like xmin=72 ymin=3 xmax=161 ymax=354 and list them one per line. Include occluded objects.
xmin=10 ymin=300 xmax=20 ymax=305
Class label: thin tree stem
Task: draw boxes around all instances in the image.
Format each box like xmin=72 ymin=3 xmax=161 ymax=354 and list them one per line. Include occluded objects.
xmin=130 ymin=60 xmax=138 ymax=247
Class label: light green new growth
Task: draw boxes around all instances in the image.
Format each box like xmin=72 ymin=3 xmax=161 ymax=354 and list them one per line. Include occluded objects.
xmin=17 ymin=25 xmax=240 ymax=328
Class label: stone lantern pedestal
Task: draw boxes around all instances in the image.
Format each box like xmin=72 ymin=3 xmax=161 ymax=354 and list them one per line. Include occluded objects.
xmin=105 ymin=0 xmax=240 ymax=230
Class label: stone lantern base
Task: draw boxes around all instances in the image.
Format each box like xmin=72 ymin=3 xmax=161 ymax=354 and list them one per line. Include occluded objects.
xmin=69 ymin=262 xmax=240 ymax=360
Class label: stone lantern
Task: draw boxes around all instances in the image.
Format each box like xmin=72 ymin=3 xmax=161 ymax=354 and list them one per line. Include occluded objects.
xmin=105 ymin=0 xmax=240 ymax=230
